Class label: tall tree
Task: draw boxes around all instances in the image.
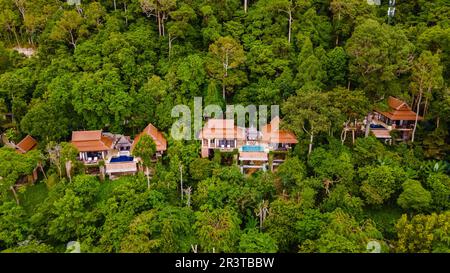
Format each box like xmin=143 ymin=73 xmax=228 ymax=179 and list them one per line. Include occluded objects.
xmin=263 ymin=198 xmax=302 ymax=251
xmin=410 ymin=51 xmax=444 ymax=142
xmin=12 ymin=0 xmax=26 ymax=21
xmin=0 ymin=147 xmax=40 ymax=204
xmin=46 ymin=142 xmax=77 ymax=180
xmin=20 ymin=99 xmax=72 ymax=142
xmin=60 ymin=142 xmax=79 ymax=183
xmin=139 ymin=0 xmax=176 ymax=37
xmin=329 ymin=0 xmax=374 ymax=45
xmin=207 ymin=36 xmax=245 ymax=100
xmin=325 ymin=47 xmax=348 ymax=87
xmin=166 ymin=4 xmax=196 ymax=59
xmin=132 ymin=134 xmax=157 ymax=189
xmin=282 ymin=89 xmax=340 ymax=155
xmin=21 ymin=0 xmax=59 ymax=45
xmin=0 ymin=3 xmax=21 ymax=46
xmin=194 ymin=207 xmax=241 ymax=253
xmin=49 ymin=10 xmax=87 ymax=49
xmin=346 ymin=19 xmax=414 ymax=96
xmin=295 ymin=37 xmax=327 ymax=90
xmin=268 ymin=0 xmax=312 ymax=44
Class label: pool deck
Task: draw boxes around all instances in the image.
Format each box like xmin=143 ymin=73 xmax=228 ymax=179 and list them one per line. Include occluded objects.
xmin=109 ymin=156 xmax=135 ymax=163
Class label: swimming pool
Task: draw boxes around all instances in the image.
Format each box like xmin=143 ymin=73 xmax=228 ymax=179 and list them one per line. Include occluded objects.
xmin=370 ymin=124 xmax=385 ymax=129
xmin=241 ymin=145 xmax=265 ymax=152
xmin=110 ymin=155 xmax=134 ymax=163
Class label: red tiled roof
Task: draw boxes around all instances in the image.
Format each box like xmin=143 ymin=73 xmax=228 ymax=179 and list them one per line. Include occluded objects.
xmin=261 ymin=117 xmax=298 ymax=144
xmin=16 ymin=135 xmax=37 ymax=154
xmin=72 ymin=130 xmax=102 ymax=141
xmin=131 ymin=123 xmax=167 ymax=152
xmin=376 ymin=110 xmax=423 ymax=121
xmin=388 ymin=96 xmax=408 ymax=110
xmin=376 ymin=96 xmax=423 ymax=121
xmin=101 ymin=135 xmax=113 ymax=149
xmin=198 ymin=119 xmax=246 ymax=140
xmin=264 ymin=130 xmax=299 ymax=144
xmin=71 ymin=130 xmax=113 ymax=152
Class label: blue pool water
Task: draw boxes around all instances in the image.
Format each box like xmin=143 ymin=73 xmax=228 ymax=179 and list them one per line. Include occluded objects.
xmin=370 ymin=124 xmax=385 ymax=129
xmin=241 ymin=145 xmax=265 ymax=152
xmin=110 ymin=156 xmax=134 ymax=163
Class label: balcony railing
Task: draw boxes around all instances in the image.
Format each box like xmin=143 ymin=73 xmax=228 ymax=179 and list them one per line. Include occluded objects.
xmin=217 ymin=145 xmax=236 ymax=150
xmin=372 ymin=118 xmax=391 ymax=130
xmin=81 ymin=158 xmax=102 ymax=165
xmin=373 ymin=116 xmax=415 ymax=131
xmin=392 ymin=124 xmax=414 ymax=130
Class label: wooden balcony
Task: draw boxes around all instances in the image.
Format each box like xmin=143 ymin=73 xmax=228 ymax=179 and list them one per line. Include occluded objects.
xmin=81 ymin=158 xmax=102 ymax=165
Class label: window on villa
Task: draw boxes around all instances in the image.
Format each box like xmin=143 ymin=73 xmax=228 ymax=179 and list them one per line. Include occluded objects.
xmin=86 ymin=152 xmax=102 ymax=161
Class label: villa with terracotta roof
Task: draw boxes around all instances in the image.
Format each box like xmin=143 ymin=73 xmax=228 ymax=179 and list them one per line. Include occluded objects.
xmin=131 ymin=123 xmax=167 ymax=157
xmin=71 ymin=130 xmax=138 ymax=178
xmin=261 ymin=117 xmax=298 ymax=150
xmin=71 ymin=130 xmax=114 ymax=164
xmin=14 ymin=135 xmax=39 ymax=184
xmin=71 ymin=124 xmax=166 ymax=178
xmin=198 ymin=118 xmax=246 ymax=158
xmin=15 ymin=135 xmax=38 ymax=154
xmin=260 ymin=116 xmax=298 ymax=169
xmin=198 ymin=117 xmax=298 ymax=173
xmin=370 ymin=96 xmax=423 ymax=142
